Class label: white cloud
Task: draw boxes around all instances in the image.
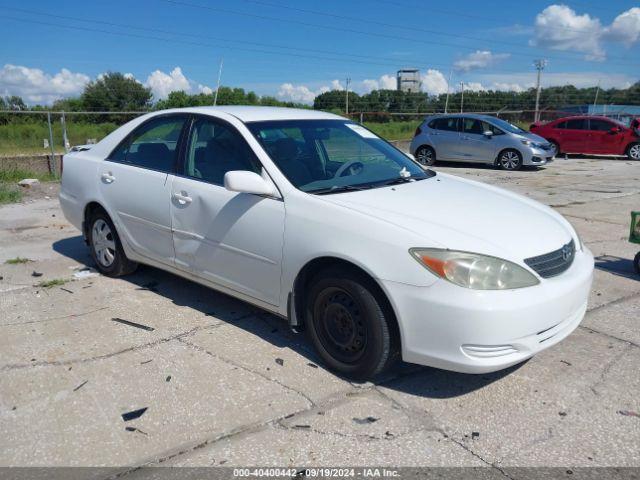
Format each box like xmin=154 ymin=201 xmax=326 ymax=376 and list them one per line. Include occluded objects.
xmin=531 ymin=5 xmax=604 ymax=60
xmin=605 ymin=7 xmax=640 ymax=46
xmin=531 ymin=5 xmax=640 ymax=60
xmin=276 ymin=79 xmax=344 ymax=104
xmin=490 ymin=82 xmax=529 ymax=93
xmin=461 ymin=82 xmax=485 ymax=92
xmin=144 ymin=67 xmax=212 ymax=99
xmin=453 ymin=51 xmax=510 ymax=73
xmin=421 ymin=69 xmax=449 ymax=95
xmin=0 ymin=64 xmax=90 ymax=105
xmin=360 ymin=74 xmax=397 ymax=93
xmin=477 ymin=71 xmax=633 ymax=91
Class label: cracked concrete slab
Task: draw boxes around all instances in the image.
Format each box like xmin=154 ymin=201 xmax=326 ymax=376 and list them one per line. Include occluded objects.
xmin=1 ymin=157 xmax=639 ymax=469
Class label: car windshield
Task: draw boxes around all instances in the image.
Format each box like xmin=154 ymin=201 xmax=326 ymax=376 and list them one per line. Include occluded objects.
xmin=488 ymin=117 xmax=526 ymax=134
xmin=247 ymin=120 xmax=432 ymax=193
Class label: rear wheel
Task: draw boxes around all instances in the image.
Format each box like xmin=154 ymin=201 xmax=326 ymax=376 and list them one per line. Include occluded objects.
xmin=627 ymin=143 xmax=640 ymax=161
xmin=415 ymin=145 xmax=435 ymax=166
xmin=305 ymin=268 xmax=397 ymax=380
xmin=88 ymin=211 xmax=138 ymax=277
xmin=498 ymin=149 xmax=523 ymax=171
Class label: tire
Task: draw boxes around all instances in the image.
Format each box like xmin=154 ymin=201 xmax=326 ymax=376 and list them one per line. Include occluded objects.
xmin=88 ymin=210 xmax=138 ymax=277
xmin=634 ymin=252 xmax=640 ymax=275
xmin=626 ymin=143 xmax=640 ymax=161
xmin=415 ymin=145 xmax=436 ymax=166
xmin=305 ymin=268 xmax=398 ymax=380
xmin=498 ymin=149 xmax=523 ymax=171
xmin=550 ymin=140 xmax=561 ymax=158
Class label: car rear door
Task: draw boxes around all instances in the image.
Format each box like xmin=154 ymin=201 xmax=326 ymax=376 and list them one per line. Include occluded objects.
xmin=559 ymin=118 xmax=588 ymax=153
xmin=586 ymin=118 xmax=626 ymax=155
xmin=428 ymin=117 xmax=463 ymax=160
xmin=100 ymin=114 xmax=188 ymax=264
xmin=170 ymin=115 xmax=285 ymax=306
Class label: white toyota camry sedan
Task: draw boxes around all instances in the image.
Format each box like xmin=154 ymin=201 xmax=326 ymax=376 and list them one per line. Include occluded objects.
xmin=59 ymin=106 xmax=594 ymax=380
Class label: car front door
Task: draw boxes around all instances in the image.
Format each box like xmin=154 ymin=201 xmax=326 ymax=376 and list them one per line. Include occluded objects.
xmin=170 ymin=115 xmax=285 ymax=306
xmin=429 ymin=117 xmax=463 ymax=160
xmin=100 ymin=114 xmax=188 ymax=264
xmin=586 ymin=118 xmax=626 ymax=155
xmin=459 ymin=118 xmax=499 ymax=162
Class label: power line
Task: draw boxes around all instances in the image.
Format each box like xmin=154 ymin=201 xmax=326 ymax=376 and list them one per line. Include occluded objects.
xmin=160 ymin=0 xmax=640 ymax=67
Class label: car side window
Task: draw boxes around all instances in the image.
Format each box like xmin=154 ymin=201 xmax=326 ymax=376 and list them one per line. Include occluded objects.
xmin=555 ymin=121 xmax=567 ymax=129
xmin=109 ymin=116 xmax=186 ymax=172
xmin=482 ymin=121 xmax=504 ymax=135
xmin=462 ymin=118 xmax=484 ymax=135
xmin=183 ymin=117 xmax=262 ymax=186
xmin=588 ymin=119 xmax=613 ymax=131
xmin=435 ymin=117 xmax=459 ymax=132
xmin=565 ymin=119 xmax=587 ymax=130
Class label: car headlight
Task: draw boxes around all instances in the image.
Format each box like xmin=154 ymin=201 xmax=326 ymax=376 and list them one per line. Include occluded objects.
xmin=410 ymin=248 xmax=540 ymax=290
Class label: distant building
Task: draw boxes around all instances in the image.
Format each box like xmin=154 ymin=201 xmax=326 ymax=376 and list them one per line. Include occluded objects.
xmin=560 ymin=104 xmax=640 ymax=126
xmin=397 ymin=68 xmax=421 ymax=93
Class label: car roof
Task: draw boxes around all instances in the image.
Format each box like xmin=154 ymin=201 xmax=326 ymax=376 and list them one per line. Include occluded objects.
xmin=426 ymin=113 xmax=496 ymax=120
xmin=156 ymin=106 xmax=345 ymax=122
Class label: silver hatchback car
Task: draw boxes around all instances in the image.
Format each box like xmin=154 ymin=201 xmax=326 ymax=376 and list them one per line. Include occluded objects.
xmin=410 ymin=114 xmax=555 ymax=170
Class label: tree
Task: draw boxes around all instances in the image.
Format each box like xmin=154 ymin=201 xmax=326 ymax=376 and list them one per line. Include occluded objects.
xmin=81 ymin=72 xmax=152 ymax=121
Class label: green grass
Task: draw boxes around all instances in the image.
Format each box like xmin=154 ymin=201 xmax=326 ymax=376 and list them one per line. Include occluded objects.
xmin=0 ymin=168 xmax=57 ymax=183
xmin=0 ymin=121 xmax=118 ymax=156
xmin=5 ymin=256 xmax=33 ymax=264
xmin=364 ymin=120 xmax=421 ymax=140
xmin=36 ymin=278 xmax=69 ymax=288
xmin=0 ymin=184 xmax=22 ymax=204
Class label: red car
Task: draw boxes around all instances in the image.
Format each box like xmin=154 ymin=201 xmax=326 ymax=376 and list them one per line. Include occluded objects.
xmin=530 ymin=116 xmax=640 ymax=160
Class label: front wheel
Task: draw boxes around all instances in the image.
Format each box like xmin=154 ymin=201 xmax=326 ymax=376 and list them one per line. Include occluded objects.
xmin=88 ymin=211 xmax=138 ymax=277
xmin=627 ymin=143 xmax=640 ymax=161
xmin=498 ymin=149 xmax=523 ymax=170
xmin=550 ymin=141 xmax=561 ymax=158
xmin=305 ymin=268 xmax=397 ymax=380
xmin=415 ymin=145 xmax=436 ymax=166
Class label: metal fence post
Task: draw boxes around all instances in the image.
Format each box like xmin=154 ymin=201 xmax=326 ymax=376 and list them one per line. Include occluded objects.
xmin=47 ymin=112 xmax=56 ymax=176
xmin=61 ymin=111 xmax=69 ymax=153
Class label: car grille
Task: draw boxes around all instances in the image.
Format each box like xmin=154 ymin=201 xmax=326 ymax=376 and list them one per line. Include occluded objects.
xmin=539 ymin=143 xmax=553 ymax=151
xmin=524 ymin=240 xmax=575 ymax=278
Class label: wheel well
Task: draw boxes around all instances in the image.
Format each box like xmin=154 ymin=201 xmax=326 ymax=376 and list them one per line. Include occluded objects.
xmin=495 ymin=147 xmax=522 ymax=164
xmin=82 ymin=202 xmax=108 ymax=242
xmin=292 ymin=257 xmax=401 ymax=347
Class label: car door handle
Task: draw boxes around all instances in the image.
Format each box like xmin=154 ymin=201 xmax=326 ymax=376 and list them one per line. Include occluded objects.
xmin=101 ymin=172 xmax=115 ymax=183
xmin=173 ymin=191 xmax=192 ymax=205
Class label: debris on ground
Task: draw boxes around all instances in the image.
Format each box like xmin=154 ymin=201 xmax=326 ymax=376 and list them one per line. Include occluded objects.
xmin=73 ymin=267 xmax=99 ymax=280
xmin=166 ymin=375 xmax=171 ymax=382
xmin=307 ymin=362 xmax=318 ymax=368
xmin=617 ymin=410 xmax=640 ymax=418
xmin=353 ymin=416 xmax=379 ymax=424
xmin=140 ymin=359 xmax=153 ymax=365
xmin=31 ymin=271 xmax=43 ymax=277
xmin=121 ymin=407 xmax=148 ymax=422
xmin=111 ymin=318 xmax=155 ymax=331
xmin=472 ymin=432 xmax=480 ymax=439
xmin=559 ymin=411 xmax=568 ymax=417
xmin=275 ymin=358 xmax=284 ymax=366
xmin=36 ymin=278 xmax=68 ymax=289
xmin=60 ymin=287 xmax=74 ymax=294
xmin=293 ymin=424 xmax=310 ymax=429
xmin=18 ymin=179 xmax=40 ymax=188
xmin=136 ymin=281 xmax=159 ymax=292
xmin=560 ymin=360 xmax=572 ymax=366
xmin=73 ymin=380 xmax=88 ymax=392
xmin=125 ymin=426 xmax=148 ymax=435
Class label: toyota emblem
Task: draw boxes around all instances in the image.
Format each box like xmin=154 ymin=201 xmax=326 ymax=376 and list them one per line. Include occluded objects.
xmin=562 ymin=244 xmax=572 ymax=262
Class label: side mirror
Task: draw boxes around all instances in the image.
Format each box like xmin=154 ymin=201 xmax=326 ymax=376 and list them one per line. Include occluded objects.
xmin=224 ymin=171 xmax=277 ymax=197
xmin=483 ymin=130 xmax=494 ymax=138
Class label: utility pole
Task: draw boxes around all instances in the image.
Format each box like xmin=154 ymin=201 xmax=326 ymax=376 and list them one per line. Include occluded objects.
xmin=593 ymin=80 xmax=600 ymax=108
xmin=444 ymin=69 xmax=452 ymax=114
xmin=213 ymin=57 xmax=224 ymax=106
xmin=345 ymin=77 xmax=351 ymax=116
xmin=533 ymin=59 xmax=547 ymax=122
xmin=459 ymin=81 xmax=464 ymax=113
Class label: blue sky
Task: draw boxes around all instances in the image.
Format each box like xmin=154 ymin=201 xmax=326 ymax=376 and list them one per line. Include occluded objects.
xmin=1 ymin=0 xmax=639 ymax=104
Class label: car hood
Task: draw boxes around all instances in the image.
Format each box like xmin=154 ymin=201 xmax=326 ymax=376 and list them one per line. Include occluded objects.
xmin=318 ymin=173 xmax=574 ymax=262
xmin=517 ymin=132 xmax=549 ymax=144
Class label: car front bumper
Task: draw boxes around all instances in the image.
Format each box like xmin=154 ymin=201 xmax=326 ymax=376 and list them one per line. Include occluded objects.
xmin=522 ymin=146 xmax=554 ymax=165
xmin=381 ymin=247 xmax=594 ymax=373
